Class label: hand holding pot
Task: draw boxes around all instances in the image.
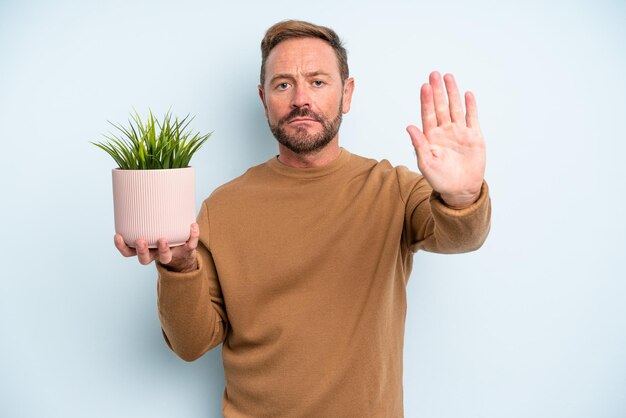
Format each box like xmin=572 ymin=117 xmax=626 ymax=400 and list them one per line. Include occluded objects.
xmin=114 ymin=223 xmax=199 ymax=273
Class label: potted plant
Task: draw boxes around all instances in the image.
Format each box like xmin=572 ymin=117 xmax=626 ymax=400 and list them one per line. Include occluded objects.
xmin=92 ymin=109 xmax=211 ymax=248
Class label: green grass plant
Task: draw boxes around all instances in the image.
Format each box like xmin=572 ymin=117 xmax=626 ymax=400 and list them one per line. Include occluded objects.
xmin=91 ymin=110 xmax=211 ymax=169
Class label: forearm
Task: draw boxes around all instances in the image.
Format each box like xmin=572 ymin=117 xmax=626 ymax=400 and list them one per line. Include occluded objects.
xmin=411 ymin=180 xmax=491 ymax=253
xmin=156 ymin=248 xmax=228 ymax=361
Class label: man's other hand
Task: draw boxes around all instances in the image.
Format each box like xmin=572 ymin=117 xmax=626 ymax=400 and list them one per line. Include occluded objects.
xmin=114 ymin=223 xmax=199 ymax=273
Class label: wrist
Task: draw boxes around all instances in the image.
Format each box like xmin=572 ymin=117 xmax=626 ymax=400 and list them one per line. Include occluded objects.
xmin=171 ymin=262 xmax=198 ymax=273
xmin=439 ymin=190 xmax=481 ymax=209
xmin=161 ymin=252 xmax=198 ymax=273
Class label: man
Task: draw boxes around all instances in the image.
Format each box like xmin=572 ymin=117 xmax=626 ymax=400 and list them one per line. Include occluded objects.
xmin=115 ymin=20 xmax=491 ymax=417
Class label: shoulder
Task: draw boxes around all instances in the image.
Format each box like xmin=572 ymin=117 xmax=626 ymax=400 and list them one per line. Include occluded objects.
xmin=201 ymin=160 xmax=273 ymax=209
xmin=345 ymin=151 xmax=393 ymax=175
xmin=344 ymin=151 xmax=429 ymax=205
xmin=356 ymin=153 xmax=431 ymax=202
xmin=347 ymin=151 xmax=421 ymax=183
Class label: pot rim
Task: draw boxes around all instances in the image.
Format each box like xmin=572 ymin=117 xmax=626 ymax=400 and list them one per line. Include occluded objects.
xmin=111 ymin=166 xmax=194 ymax=172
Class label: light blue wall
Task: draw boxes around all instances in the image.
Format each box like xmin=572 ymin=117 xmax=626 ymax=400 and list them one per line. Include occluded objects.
xmin=1 ymin=1 xmax=625 ymax=417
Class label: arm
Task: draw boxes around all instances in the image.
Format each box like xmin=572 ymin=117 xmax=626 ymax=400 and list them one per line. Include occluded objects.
xmin=114 ymin=200 xmax=228 ymax=361
xmin=155 ymin=201 xmax=229 ymax=361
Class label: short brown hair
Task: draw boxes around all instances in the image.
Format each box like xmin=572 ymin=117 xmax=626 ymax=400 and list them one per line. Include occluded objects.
xmin=260 ymin=20 xmax=349 ymax=87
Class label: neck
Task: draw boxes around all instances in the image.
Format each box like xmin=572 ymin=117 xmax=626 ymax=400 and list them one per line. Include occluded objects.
xmin=277 ymin=138 xmax=341 ymax=168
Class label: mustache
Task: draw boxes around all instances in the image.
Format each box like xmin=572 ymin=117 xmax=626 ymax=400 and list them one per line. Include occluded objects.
xmin=278 ymin=107 xmax=324 ymax=125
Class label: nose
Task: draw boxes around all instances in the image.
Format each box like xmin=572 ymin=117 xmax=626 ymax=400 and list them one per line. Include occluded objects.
xmin=291 ymin=84 xmax=311 ymax=109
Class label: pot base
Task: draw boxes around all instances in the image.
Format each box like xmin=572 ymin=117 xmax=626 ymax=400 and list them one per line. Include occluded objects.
xmin=125 ymin=240 xmax=187 ymax=249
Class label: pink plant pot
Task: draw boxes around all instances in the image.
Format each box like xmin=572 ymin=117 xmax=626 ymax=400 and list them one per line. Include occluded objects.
xmin=112 ymin=167 xmax=196 ymax=248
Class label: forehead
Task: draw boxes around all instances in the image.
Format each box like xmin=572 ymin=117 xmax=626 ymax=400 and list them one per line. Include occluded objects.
xmin=265 ymin=37 xmax=340 ymax=78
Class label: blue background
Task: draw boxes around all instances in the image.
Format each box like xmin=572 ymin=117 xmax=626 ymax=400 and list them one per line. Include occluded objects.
xmin=1 ymin=0 xmax=625 ymax=417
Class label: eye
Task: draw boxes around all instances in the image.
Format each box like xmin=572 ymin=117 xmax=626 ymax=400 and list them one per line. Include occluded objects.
xmin=276 ymin=82 xmax=290 ymax=90
xmin=312 ymin=80 xmax=325 ymax=87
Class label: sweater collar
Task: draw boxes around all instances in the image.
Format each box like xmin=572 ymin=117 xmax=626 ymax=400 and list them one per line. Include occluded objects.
xmin=267 ymin=148 xmax=351 ymax=179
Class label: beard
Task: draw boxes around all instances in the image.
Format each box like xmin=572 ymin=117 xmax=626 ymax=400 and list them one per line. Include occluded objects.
xmin=268 ymin=99 xmax=343 ymax=155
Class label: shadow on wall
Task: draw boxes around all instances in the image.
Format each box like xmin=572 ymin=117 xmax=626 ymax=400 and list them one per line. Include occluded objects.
xmin=242 ymin=90 xmax=277 ymax=164
xmin=194 ymin=59 xmax=278 ymax=191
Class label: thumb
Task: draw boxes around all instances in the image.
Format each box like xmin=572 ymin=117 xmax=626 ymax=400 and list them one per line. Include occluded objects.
xmin=406 ymin=125 xmax=431 ymax=164
xmin=187 ymin=222 xmax=199 ymax=250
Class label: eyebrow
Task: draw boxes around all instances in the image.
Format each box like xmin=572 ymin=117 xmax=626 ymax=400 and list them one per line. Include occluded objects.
xmin=269 ymin=71 xmax=333 ymax=84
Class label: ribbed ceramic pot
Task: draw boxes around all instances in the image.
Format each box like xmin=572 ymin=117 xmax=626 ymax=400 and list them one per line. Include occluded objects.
xmin=112 ymin=167 xmax=195 ymax=248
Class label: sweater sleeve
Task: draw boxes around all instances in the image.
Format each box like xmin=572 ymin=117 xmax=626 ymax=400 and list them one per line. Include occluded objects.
xmin=397 ymin=166 xmax=492 ymax=254
xmin=155 ymin=200 xmax=229 ymax=361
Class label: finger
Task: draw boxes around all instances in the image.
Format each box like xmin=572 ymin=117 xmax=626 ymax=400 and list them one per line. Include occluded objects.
xmin=114 ymin=234 xmax=137 ymax=257
xmin=157 ymin=238 xmax=173 ymax=264
xmin=429 ymin=71 xmax=451 ymax=125
xmin=420 ymin=83 xmax=437 ymax=133
xmin=443 ymin=73 xmax=464 ymax=124
xmin=406 ymin=125 xmax=432 ymax=167
xmin=465 ymin=91 xmax=480 ymax=130
xmin=187 ymin=223 xmax=199 ymax=250
xmin=135 ymin=239 xmax=154 ymax=265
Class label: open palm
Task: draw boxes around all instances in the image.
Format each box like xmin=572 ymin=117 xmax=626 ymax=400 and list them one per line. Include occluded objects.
xmin=407 ymin=71 xmax=485 ymax=209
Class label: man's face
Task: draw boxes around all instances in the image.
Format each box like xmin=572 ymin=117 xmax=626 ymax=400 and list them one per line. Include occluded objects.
xmin=259 ymin=37 xmax=354 ymax=155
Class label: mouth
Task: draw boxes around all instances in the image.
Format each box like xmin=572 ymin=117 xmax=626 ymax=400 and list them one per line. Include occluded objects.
xmin=288 ymin=118 xmax=318 ymax=124
xmin=279 ymin=108 xmax=323 ymax=127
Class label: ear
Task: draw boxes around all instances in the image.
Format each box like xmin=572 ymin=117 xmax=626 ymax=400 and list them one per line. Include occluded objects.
xmin=341 ymin=77 xmax=355 ymax=114
xmin=258 ymin=84 xmax=269 ymax=118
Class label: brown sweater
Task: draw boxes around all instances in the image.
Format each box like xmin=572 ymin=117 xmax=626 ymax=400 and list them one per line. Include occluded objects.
xmin=156 ymin=148 xmax=491 ymax=417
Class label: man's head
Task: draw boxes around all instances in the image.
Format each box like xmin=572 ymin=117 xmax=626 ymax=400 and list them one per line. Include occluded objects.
xmin=258 ymin=20 xmax=354 ymax=156
xmin=260 ymin=20 xmax=349 ymax=87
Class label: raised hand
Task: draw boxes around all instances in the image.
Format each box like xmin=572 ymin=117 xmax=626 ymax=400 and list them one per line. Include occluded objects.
xmin=114 ymin=223 xmax=200 ymax=273
xmin=406 ymin=71 xmax=486 ymax=209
